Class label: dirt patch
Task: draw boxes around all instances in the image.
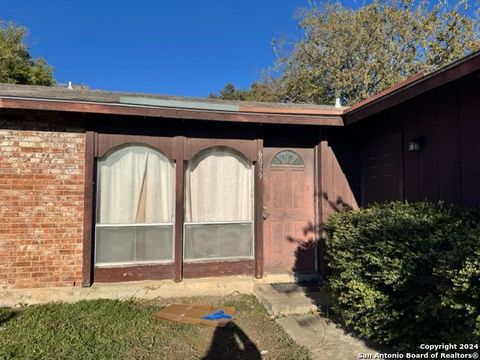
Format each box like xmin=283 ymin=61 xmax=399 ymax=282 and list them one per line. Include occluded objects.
xmin=146 ymin=294 xmax=311 ymax=359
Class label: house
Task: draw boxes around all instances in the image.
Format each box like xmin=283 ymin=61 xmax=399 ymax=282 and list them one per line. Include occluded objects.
xmin=0 ymin=50 xmax=479 ymax=289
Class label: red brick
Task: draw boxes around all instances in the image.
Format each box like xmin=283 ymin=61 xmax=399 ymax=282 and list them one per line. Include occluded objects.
xmin=0 ymin=130 xmax=85 ymax=289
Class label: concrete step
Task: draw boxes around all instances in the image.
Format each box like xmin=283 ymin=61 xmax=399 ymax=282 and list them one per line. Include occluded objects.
xmin=253 ymin=283 xmax=329 ymax=318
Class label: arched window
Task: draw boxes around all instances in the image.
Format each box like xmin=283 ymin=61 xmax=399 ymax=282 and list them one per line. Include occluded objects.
xmin=184 ymin=147 xmax=254 ymax=260
xmin=271 ymin=150 xmax=304 ymax=166
xmin=95 ymin=145 xmax=175 ymax=265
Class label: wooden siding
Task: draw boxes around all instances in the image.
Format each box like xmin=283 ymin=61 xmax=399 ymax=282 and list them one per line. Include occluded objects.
xmin=340 ymin=72 xmax=480 ymax=207
xmin=94 ymin=264 xmax=174 ymax=282
xmin=319 ymin=137 xmax=359 ymax=220
xmin=182 ymin=260 xmax=254 ymax=278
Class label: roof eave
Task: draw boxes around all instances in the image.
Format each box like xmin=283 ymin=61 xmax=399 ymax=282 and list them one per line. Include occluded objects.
xmin=0 ymin=96 xmax=344 ymax=127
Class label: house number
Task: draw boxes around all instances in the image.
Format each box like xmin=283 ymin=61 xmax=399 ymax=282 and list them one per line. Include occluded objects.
xmin=258 ymin=149 xmax=263 ymax=181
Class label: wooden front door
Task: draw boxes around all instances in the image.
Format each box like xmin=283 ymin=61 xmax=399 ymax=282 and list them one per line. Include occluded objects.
xmin=263 ymin=148 xmax=316 ymax=273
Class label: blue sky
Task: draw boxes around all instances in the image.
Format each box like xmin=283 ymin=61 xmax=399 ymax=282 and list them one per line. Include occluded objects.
xmin=3 ymin=0 xmax=316 ymax=96
xmin=2 ymin=1 xmax=477 ymax=97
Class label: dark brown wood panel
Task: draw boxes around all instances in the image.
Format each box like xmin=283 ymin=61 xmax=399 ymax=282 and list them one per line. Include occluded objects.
xmin=174 ymin=136 xmax=185 ymax=282
xmin=320 ymin=140 xmax=359 ymax=220
xmin=400 ymin=104 xmax=420 ymax=202
xmin=437 ymin=84 xmax=460 ymax=204
xmin=182 ymin=260 xmax=254 ymax=278
xmin=344 ymin=71 xmax=480 ymax=208
xmin=458 ymin=77 xmax=480 ymax=206
xmin=417 ymin=92 xmax=439 ymax=201
xmin=184 ymin=138 xmax=256 ymax=161
xmin=82 ymin=131 xmax=95 ymax=287
xmin=94 ymin=264 xmax=174 ymax=282
xmin=96 ymin=133 xmax=175 ymax=159
xmin=362 ymin=133 xmax=403 ymax=205
xmin=254 ymin=138 xmax=264 ymax=278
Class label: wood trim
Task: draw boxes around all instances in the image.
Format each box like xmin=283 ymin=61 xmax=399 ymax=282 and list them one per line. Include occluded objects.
xmin=174 ymin=136 xmax=185 ymax=282
xmin=94 ymin=264 xmax=174 ymax=282
xmin=314 ymin=140 xmax=320 ymax=226
xmin=345 ymin=72 xmax=425 ymax=114
xmin=96 ymin=134 xmax=175 ymax=160
xmin=315 ymin=137 xmax=327 ymax=276
xmin=184 ymin=138 xmax=256 ymax=161
xmin=183 ymin=260 xmax=254 ymax=278
xmin=254 ymin=138 xmax=264 ymax=278
xmin=82 ymin=131 xmax=95 ymax=287
xmin=239 ymin=104 xmax=343 ymax=116
xmin=0 ymin=97 xmax=344 ymax=126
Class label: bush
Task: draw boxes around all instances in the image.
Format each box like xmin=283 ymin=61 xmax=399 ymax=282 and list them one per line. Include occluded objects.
xmin=324 ymin=202 xmax=480 ymax=351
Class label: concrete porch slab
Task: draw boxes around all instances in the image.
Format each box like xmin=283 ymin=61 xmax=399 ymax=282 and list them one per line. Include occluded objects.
xmin=0 ymin=276 xmax=257 ymax=307
xmin=1 ymin=274 xmax=319 ymax=307
xmin=1 ymin=273 xmax=323 ymax=308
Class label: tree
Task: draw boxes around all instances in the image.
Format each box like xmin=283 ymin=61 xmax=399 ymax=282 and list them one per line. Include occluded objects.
xmin=0 ymin=21 xmax=55 ymax=85
xmin=213 ymin=0 xmax=480 ymax=105
xmin=209 ymin=82 xmax=278 ymax=102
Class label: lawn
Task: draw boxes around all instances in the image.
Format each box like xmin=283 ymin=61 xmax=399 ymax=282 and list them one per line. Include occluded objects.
xmin=0 ymin=294 xmax=310 ymax=360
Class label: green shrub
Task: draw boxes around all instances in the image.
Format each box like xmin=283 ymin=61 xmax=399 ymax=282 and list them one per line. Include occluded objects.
xmin=324 ymin=202 xmax=480 ymax=351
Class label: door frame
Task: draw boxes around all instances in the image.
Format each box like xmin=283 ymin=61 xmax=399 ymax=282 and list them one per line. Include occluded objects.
xmin=262 ymin=146 xmax=317 ymax=274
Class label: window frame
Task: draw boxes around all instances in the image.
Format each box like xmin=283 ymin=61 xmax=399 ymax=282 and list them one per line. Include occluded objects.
xmin=183 ymin=147 xmax=255 ymax=262
xmin=94 ymin=144 xmax=176 ymax=267
xmin=270 ymin=149 xmax=305 ymax=167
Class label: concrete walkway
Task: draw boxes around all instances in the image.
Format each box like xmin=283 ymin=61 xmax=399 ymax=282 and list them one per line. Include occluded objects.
xmin=254 ymin=282 xmax=380 ymax=360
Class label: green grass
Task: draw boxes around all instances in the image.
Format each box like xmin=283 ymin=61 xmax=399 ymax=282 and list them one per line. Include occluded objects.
xmin=0 ymin=294 xmax=311 ymax=360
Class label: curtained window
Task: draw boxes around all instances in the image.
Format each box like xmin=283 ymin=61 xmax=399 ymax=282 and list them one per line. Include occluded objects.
xmin=95 ymin=145 xmax=175 ymax=265
xmin=184 ymin=147 xmax=254 ymax=260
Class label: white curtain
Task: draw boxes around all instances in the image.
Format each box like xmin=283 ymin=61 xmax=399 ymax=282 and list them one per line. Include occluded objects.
xmin=98 ymin=146 xmax=174 ymax=224
xmin=185 ymin=148 xmax=253 ymax=222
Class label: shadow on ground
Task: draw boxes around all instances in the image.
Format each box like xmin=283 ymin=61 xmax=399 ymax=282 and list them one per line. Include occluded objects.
xmin=0 ymin=309 xmax=17 ymax=327
xmin=202 ymin=321 xmax=261 ymax=360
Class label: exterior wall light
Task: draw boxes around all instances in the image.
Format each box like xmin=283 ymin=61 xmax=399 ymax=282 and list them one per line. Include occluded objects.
xmin=408 ymin=137 xmax=424 ymax=152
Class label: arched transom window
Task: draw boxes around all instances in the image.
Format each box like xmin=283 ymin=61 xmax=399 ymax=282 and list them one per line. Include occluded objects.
xmin=271 ymin=150 xmax=304 ymax=166
xmin=95 ymin=145 xmax=175 ymax=265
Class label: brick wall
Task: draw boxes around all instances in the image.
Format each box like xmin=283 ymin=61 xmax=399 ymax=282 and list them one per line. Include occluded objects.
xmin=0 ymin=129 xmax=85 ymax=288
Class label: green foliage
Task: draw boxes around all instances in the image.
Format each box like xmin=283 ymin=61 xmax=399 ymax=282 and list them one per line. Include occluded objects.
xmin=209 ymin=82 xmax=279 ymax=102
xmin=214 ymin=1 xmax=480 ymax=105
xmin=273 ymin=0 xmax=480 ymax=105
xmin=0 ymin=21 xmax=55 ymax=85
xmin=324 ymin=202 xmax=480 ymax=351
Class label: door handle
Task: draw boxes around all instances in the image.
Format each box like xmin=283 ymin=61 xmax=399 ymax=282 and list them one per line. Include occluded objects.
xmin=262 ymin=206 xmax=269 ymax=220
